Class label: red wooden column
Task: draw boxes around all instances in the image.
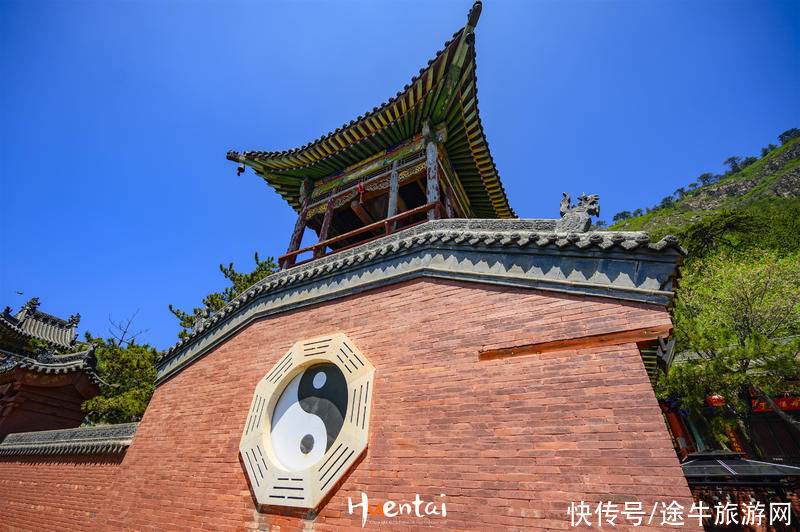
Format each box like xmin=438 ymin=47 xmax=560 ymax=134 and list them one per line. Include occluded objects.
xmin=444 ymin=193 xmax=453 ymax=218
xmin=282 ymin=178 xmax=312 ymax=268
xmin=314 ymin=198 xmax=336 ymax=258
xmin=423 ymin=123 xmax=440 ymax=221
xmin=660 ymin=403 xmax=695 ymax=459
xmin=386 ymin=160 xmax=400 ymax=230
xmin=438 ymin=160 xmax=456 ymax=219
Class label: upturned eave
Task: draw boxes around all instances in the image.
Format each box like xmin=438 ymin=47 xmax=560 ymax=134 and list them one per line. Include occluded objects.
xmin=227 ymin=1 xmax=514 ymax=219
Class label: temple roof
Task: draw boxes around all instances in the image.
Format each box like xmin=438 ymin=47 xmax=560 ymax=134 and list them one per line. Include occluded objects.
xmin=227 ymin=1 xmax=514 ymax=219
xmin=0 ymin=347 xmax=103 ymax=386
xmin=0 ymin=298 xmax=102 ymax=386
xmin=0 ymin=297 xmax=80 ymax=351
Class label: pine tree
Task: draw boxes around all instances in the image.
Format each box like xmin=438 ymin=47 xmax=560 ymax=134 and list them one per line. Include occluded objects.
xmin=168 ymin=252 xmax=280 ymax=339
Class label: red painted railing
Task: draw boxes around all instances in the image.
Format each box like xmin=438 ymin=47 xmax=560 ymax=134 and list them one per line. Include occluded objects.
xmin=279 ymin=201 xmax=442 ymax=269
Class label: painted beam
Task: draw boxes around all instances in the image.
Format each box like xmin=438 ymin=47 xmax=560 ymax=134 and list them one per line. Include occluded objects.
xmin=350 ymin=200 xmax=382 ymax=236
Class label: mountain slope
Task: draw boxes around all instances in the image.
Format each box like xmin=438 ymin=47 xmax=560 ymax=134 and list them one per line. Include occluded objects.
xmin=609 ymin=135 xmax=800 ymax=238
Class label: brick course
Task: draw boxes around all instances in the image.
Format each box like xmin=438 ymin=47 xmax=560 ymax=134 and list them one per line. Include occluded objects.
xmin=0 ymin=453 xmax=123 ymax=531
xmin=3 ymin=278 xmax=697 ymax=530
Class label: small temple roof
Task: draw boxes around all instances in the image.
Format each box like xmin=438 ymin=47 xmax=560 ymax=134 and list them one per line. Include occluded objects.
xmin=0 ymin=347 xmax=103 ymax=386
xmin=0 ymin=297 xmax=80 ymax=351
xmin=227 ymin=1 xmax=514 ymax=219
xmin=682 ymin=451 xmax=800 ymax=484
xmin=0 ymin=297 xmax=102 ymax=388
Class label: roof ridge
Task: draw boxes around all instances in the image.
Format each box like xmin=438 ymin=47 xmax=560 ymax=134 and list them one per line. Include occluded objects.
xmin=1 ymin=300 xmax=80 ymax=350
xmin=27 ymin=309 xmax=72 ymax=327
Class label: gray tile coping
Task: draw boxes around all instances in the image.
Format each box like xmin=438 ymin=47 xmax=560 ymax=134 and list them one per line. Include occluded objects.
xmin=156 ymin=219 xmax=684 ymax=386
xmin=0 ymin=423 xmax=138 ymax=456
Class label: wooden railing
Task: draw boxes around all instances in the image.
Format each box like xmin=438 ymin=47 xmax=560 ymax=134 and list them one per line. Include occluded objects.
xmin=279 ymin=201 xmax=442 ymax=269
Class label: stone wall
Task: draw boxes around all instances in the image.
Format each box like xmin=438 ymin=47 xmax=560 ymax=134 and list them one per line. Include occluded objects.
xmin=86 ymin=278 xmax=696 ymax=530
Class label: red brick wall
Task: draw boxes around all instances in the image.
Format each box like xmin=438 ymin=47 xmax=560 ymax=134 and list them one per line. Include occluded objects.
xmin=89 ymin=278 xmax=696 ymax=530
xmin=0 ymin=453 xmax=123 ymax=531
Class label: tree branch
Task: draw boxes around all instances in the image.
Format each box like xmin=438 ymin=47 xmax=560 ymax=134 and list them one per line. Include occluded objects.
xmin=752 ymin=385 xmax=800 ymax=435
xmin=107 ymin=310 xmax=148 ymax=347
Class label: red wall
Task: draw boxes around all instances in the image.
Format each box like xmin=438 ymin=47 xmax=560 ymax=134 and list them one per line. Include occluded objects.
xmin=79 ymin=279 xmax=693 ymax=530
xmin=0 ymin=453 xmax=123 ymax=531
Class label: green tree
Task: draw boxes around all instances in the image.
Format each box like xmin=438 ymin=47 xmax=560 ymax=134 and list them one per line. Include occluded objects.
xmin=723 ymin=156 xmax=742 ymax=174
xmin=740 ymin=156 xmax=757 ymax=169
xmin=82 ymin=315 xmax=158 ymax=424
xmin=697 ymin=173 xmax=715 ymax=186
xmin=675 ymin=211 xmax=762 ymax=261
xmin=778 ymin=128 xmax=800 ymax=145
xmin=612 ymin=210 xmax=632 ymax=222
xmin=740 ymin=198 xmax=800 ymax=254
xmin=761 ymin=143 xmax=777 ymax=157
xmin=674 ymin=187 xmax=686 ymax=199
xmin=169 ymin=252 xmax=280 ymax=339
xmin=670 ymin=200 xmax=800 ymax=263
xmin=632 ymin=208 xmax=644 ymax=217
xmin=657 ymin=250 xmax=800 ymax=455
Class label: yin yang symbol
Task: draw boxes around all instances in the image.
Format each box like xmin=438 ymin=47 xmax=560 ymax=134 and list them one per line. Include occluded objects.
xmin=270 ymin=363 xmax=348 ymax=471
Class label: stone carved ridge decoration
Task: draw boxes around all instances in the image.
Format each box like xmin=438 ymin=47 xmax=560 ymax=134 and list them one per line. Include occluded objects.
xmin=556 ymin=192 xmax=600 ymax=233
xmin=239 ymin=334 xmax=374 ymax=511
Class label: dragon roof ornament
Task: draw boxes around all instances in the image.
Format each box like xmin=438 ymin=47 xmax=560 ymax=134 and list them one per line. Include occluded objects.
xmin=557 ymin=192 xmax=601 ymax=233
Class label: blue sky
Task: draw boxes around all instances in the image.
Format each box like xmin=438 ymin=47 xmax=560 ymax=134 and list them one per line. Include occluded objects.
xmin=2 ymin=0 xmax=798 ymax=351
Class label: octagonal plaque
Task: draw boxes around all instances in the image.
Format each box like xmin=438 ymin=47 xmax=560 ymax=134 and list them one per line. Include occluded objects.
xmin=239 ymin=333 xmax=375 ymax=510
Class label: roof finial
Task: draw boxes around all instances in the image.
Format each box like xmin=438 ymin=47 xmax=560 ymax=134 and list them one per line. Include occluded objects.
xmin=556 ymin=192 xmax=600 ymax=233
xmin=467 ymin=1 xmax=482 ymax=28
xmin=17 ymin=297 xmax=40 ymax=320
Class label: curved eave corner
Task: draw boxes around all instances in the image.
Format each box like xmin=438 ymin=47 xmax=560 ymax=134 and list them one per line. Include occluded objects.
xmin=226 ymin=1 xmax=515 ymax=219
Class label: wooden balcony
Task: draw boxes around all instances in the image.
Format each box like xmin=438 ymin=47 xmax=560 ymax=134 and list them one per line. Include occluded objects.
xmin=278 ymin=202 xmax=442 ymax=269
